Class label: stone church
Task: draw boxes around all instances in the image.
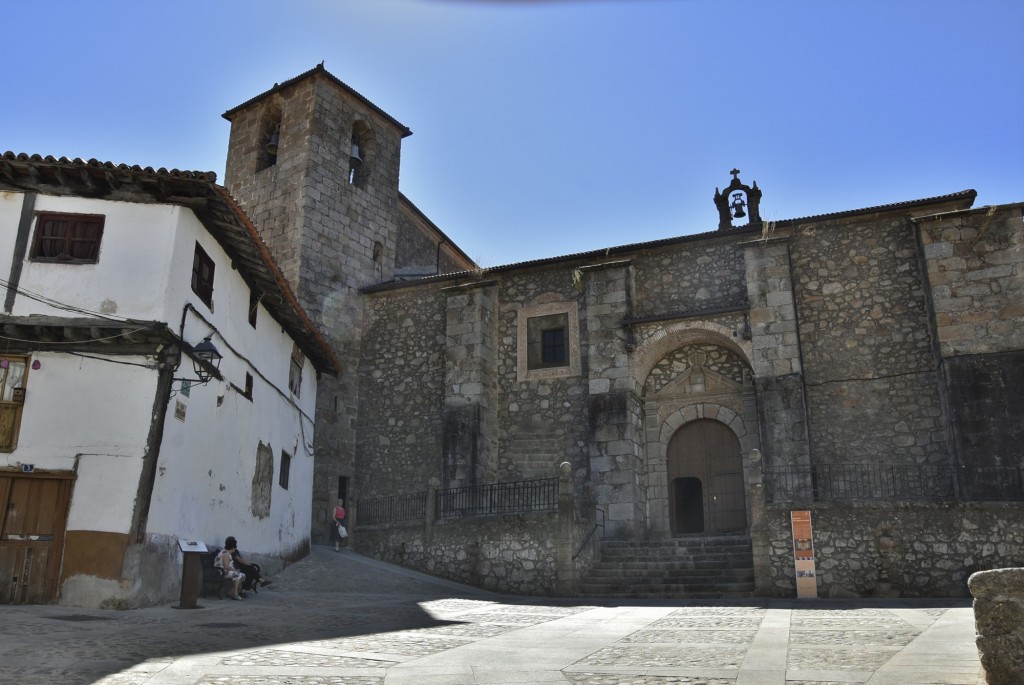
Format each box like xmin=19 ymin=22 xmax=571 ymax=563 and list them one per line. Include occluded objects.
xmin=223 ymin=65 xmax=1023 ymax=598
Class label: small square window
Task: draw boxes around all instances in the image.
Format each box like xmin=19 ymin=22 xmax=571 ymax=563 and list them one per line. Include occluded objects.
xmin=517 ymin=300 xmax=580 ymax=382
xmin=248 ymin=289 xmax=259 ymax=328
xmin=527 ymin=313 xmax=570 ymax=370
xmin=279 ymin=450 xmax=291 ymax=490
xmin=30 ymin=213 xmax=104 ymax=263
xmin=191 ymin=243 xmax=215 ymax=308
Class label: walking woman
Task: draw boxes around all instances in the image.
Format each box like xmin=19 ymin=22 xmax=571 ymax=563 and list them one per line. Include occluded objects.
xmin=331 ymin=498 xmax=347 ymax=552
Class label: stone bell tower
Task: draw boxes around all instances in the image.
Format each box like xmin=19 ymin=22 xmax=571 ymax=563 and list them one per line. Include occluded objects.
xmin=221 ymin=64 xmax=412 ymax=543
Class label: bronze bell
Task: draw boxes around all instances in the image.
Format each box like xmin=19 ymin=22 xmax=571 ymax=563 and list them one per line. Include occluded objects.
xmin=731 ymin=192 xmax=747 ymax=219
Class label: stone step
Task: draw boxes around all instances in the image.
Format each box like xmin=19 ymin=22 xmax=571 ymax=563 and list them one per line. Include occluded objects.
xmin=603 ymin=534 xmax=749 ymax=543
xmin=598 ymin=552 xmax=757 ymax=565
xmin=603 ymin=540 xmax=751 ymax=551
xmin=578 ymin=537 xmax=756 ymax=600
xmin=585 ymin=567 xmax=755 ymax=579
xmin=601 ymin=544 xmax=752 ymax=554
xmin=578 ymin=583 xmax=755 ymax=598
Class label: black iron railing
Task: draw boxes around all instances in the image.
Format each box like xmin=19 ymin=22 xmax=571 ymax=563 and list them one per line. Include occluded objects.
xmin=356 ymin=491 xmax=428 ymax=525
xmin=437 ymin=477 xmax=559 ymax=519
xmin=765 ymin=463 xmax=1024 ymax=503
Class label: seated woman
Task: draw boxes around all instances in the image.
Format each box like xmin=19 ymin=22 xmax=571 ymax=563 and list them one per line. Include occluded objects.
xmin=214 ymin=539 xmax=246 ymax=600
xmin=223 ymin=536 xmax=272 ymax=592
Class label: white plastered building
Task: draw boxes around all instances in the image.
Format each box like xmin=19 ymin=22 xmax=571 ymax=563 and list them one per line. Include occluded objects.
xmin=0 ymin=154 xmax=339 ymax=608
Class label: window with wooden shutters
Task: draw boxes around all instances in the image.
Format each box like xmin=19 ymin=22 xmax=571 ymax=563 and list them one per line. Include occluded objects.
xmin=191 ymin=243 xmax=215 ymax=308
xmin=30 ymin=213 xmax=104 ymax=263
xmin=0 ymin=356 xmax=28 ymax=451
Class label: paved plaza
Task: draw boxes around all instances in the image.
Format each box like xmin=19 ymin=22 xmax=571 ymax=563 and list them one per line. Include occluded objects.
xmin=0 ymin=546 xmax=984 ymax=685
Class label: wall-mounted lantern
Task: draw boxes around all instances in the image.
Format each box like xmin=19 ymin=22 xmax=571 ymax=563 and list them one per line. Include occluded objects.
xmin=191 ymin=336 xmax=223 ymax=383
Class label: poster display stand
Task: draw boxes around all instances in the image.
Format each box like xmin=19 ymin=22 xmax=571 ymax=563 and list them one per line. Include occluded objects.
xmin=791 ymin=510 xmax=817 ymax=599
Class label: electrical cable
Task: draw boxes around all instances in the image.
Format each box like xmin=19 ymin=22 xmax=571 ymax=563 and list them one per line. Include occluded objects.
xmin=0 ymin=277 xmax=135 ymax=324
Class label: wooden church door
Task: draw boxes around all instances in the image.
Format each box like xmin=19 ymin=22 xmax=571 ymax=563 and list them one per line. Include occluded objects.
xmin=667 ymin=419 xmax=746 ymax=535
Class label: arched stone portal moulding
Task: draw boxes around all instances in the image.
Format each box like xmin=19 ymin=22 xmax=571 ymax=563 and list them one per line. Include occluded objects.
xmin=645 ymin=403 xmax=759 ymax=538
xmin=628 ymin=320 xmax=753 ymax=395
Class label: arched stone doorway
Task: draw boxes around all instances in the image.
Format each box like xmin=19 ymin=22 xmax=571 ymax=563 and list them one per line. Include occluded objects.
xmin=667 ymin=419 xmax=746 ymax=535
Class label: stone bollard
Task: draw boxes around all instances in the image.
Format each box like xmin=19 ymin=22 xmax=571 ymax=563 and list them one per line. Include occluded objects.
xmin=968 ymin=567 xmax=1024 ymax=685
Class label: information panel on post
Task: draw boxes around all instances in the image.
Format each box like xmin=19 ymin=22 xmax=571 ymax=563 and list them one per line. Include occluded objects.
xmin=791 ymin=510 xmax=817 ymax=599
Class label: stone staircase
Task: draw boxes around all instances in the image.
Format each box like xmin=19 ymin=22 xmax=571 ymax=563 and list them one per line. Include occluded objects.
xmin=578 ymin=535 xmax=756 ymax=600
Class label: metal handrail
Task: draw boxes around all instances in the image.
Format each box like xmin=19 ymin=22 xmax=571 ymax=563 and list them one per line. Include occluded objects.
xmin=436 ymin=477 xmax=559 ymax=519
xmin=764 ymin=463 xmax=1024 ymax=503
xmin=573 ymin=507 xmax=605 ymax=560
xmin=356 ymin=491 xmax=428 ymax=525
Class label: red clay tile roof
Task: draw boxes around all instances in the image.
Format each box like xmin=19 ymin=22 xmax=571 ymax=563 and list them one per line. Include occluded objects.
xmin=1 ymin=151 xmax=340 ymax=375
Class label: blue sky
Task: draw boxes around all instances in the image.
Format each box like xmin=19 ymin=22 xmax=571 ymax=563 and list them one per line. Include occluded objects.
xmin=4 ymin=0 xmax=1022 ymax=266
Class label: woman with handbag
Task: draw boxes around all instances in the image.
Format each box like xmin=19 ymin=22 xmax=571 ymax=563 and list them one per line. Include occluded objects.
xmin=331 ymin=499 xmax=347 ymax=552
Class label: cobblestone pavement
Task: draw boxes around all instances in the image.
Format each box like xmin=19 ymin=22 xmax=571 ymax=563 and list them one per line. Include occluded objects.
xmin=0 ymin=546 xmax=983 ymax=685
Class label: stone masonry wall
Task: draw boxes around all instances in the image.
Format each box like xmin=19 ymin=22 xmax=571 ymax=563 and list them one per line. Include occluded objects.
xmin=788 ymin=215 xmax=947 ymax=466
xmin=919 ymin=205 xmax=1024 ymax=472
xmin=396 ymin=213 xmax=440 ymax=274
xmin=806 ymin=371 xmax=947 ymax=465
xmin=944 ymin=350 xmax=1024 ymax=470
xmin=917 ymin=204 xmax=1024 ymax=358
xmin=632 ymin=238 xmax=747 ymax=317
xmin=357 ymin=513 xmax=562 ymax=595
xmin=356 ymin=287 xmax=447 ymax=497
xmin=495 ymin=270 xmax=590 ymax=484
xmin=763 ymin=502 xmax=1024 ymax=598
xmin=790 ymin=216 xmax=935 ymax=379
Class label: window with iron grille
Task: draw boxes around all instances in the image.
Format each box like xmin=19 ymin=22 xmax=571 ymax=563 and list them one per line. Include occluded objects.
xmin=30 ymin=213 xmax=104 ymax=263
xmin=541 ymin=327 xmax=566 ymax=366
xmin=516 ymin=301 xmax=581 ymax=382
xmin=527 ymin=313 xmax=570 ymax=370
xmin=191 ymin=242 xmax=215 ymax=308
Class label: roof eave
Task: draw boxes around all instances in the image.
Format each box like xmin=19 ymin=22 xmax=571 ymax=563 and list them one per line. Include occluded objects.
xmin=221 ymin=64 xmax=412 ymax=138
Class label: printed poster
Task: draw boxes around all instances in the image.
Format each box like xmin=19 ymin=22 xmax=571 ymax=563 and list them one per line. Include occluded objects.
xmin=791 ymin=510 xmax=817 ymax=599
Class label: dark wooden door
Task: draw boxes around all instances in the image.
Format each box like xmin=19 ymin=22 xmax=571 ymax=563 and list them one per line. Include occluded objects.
xmin=667 ymin=419 xmax=746 ymax=535
xmin=0 ymin=475 xmax=73 ymax=604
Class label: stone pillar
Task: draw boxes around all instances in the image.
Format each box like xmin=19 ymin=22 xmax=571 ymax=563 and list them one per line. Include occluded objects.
xmin=443 ymin=283 xmax=497 ymax=487
xmin=743 ymin=238 xmax=812 ymax=470
xmin=969 ymin=567 xmax=1024 ymax=685
xmin=555 ymin=461 xmax=576 ymax=596
xmin=580 ymin=262 xmax=644 ymax=538
xmin=746 ymin=448 xmax=774 ymax=596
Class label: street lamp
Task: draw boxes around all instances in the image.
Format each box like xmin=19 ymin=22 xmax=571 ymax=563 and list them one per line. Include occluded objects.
xmin=190 ymin=336 xmax=222 ymax=383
